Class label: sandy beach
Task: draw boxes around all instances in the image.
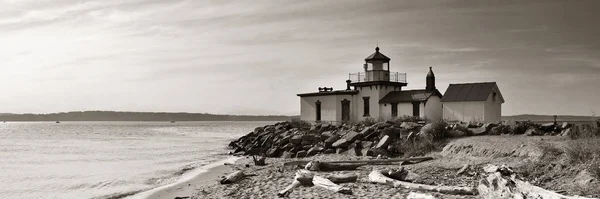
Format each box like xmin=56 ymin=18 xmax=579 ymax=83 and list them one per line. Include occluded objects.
xmin=137 ymin=153 xmax=482 ymax=199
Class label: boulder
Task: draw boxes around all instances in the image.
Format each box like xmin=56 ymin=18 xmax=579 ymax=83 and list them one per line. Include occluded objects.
xmin=253 ymin=127 xmax=264 ymax=134
xmin=574 ymin=169 xmax=597 ymax=187
xmin=324 ymin=135 xmax=340 ymax=148
xmin=342 ymin=131 xmax=362 ymax=143
xmin=448 ymin=130 xmax=466 ymax=137
xmin=375 ymin=135 xmax=392 ymax=149
xmin=378 ymin=122 xmax=393 ymax=129
xmin=302 ymin=134 xmax=319 ymax=142
xmin=296 ymin=150 xmax=307 ymax=158
xmin=524 ymin=127 xmax=541 ymax=136
xmin=359 ymin=126 xmax=374 ymax=136
xmin=540 ymin=123 xmax=556 ymax=132
xmin=276 ymin=135 xmax=293 ymax=146
xmin=320 ymin=131 xmax=334 ymax=141
xmin=282 ymin=143 xmax=295 ymax=151
xmin=290 ymin=135 xmax=303 ymax=144
xmin=306 ymin=146 xmax=324 ymax=157
xmin=265 ymin=147 xmax=281 ymax=157
xmin=363 ymin=129 xmax=381 ymax=141
xmin=468 ymin=126 xmax=487 ymax=135
xmin=332 ymin=138 xmax=349 ymax=148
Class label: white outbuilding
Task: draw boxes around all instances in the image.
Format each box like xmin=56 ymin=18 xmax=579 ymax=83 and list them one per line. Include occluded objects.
xmin=441 ymin=82 xmax=504 ymax=123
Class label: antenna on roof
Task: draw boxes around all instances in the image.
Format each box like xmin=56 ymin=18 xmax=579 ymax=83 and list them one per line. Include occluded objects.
xmin=376 ymin=40 xmax=378 ymax=47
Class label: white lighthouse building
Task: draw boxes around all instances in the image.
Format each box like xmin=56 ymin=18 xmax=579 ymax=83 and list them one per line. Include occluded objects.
xmin=297 ymin=47 xmax=443 ymax=124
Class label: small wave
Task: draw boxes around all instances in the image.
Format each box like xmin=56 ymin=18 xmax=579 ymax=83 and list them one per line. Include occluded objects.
xmin=93 ymin=190 xmax=143 ymax=199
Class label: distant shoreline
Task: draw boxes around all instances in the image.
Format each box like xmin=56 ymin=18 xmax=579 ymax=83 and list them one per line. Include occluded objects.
xmin=0 ymin=111 xmax=297 ymax=122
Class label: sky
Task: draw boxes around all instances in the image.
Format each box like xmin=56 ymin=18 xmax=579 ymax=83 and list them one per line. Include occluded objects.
xmin=0 ymin=0 xmax=599 ymax=116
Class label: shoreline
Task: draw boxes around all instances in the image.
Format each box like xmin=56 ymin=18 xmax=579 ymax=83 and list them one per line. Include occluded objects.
xmin=127 ymin=156 xmax=245 ymax=199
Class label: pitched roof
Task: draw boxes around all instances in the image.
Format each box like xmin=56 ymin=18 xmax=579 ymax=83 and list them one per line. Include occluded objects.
xmin=379 ymin=89 xmax=442 ymax=104
xmin=365 ymin=47 xmax=391 ymax=62
xmin=440 ymin=82 xmax=499 ymax=102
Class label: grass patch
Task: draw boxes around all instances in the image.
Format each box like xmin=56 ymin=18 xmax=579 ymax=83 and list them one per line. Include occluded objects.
xmin=399 ymin=120 xmax=449 ymax=157
xmin=288 ymin=118 xmax=311 ymax=130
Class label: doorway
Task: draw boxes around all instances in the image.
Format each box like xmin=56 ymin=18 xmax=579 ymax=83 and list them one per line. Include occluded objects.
xmin=341 ymin=99 xmax=350 ymax=122
xmin=412 ymin=102 xmax=420 ymax=117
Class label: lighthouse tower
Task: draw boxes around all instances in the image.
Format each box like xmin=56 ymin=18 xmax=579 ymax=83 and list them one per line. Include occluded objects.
xmin=347 ymin=47 xmax=407 ymax=121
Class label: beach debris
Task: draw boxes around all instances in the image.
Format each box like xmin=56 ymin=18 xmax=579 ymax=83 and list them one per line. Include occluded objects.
xmin=219 ymin=170 xmax=256 ymax=184
xmin=478 ymin=164 xmax=595 ymax=199
xmin=368 ymin=169 xmax=476 ymax=195
xmin=324 ymin=173 xmax=358 ymax=184
xmin=312 ymin=175 xmax=352 ymax=195
xmin=252 ymin=155 xmax=266 ymax=166
xmin=407 ymin=192 xmax=436 ymax=199
xmin=284 ymin=156 xmax=434 ymax=167
xmin=277 ymin=169 xmax=314 ymax=197
xmin=382 ymin=167 xmax=419 ymax=182
xmin=304 ymin=161 xmax=366 ymax=171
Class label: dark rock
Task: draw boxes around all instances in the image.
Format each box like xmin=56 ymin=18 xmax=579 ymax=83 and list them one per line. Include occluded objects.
xmin=332 ymin=138 xmax=349 ymax=148
xmin=320 ymin=131 xmax=334 ymax=140
xmin=254 ymin=127 xmax=264 ymax=134
xmin=306 ymin=146 xmax=324 ymax=157
xmin=296 ymin=150 xmax=307 ymax=158
xmin=282 ymin=143 xmax=295 ymax=151
xmin=360 ymin=141 xmax=374 ymax=149
xmin=376 ymin=135 xmax=392 ymax=149
xmin=359 ymin=126 xmax=374 ymax=136
xmin=302 ymin=134 xmax=319 ymax=142
xmin=448 ymin=130 xmax=466 ymax=137
xmin=323 ymin=149 xmax=336 ymax=154
xmin=378 ymin=122 xmax=393 ymax=129
xmin=342 ymin=130 xmax=362 ymax=143
xmin=324 ymin=135 xmax=340 ymax=148
xmin=290 ymin=135 xmax=303 ymax=145
xmin=266 ymin=147 xmax=281 ymax=157
xmin=300 ymin=140 xmax=313 ymax=146
xmin=489 ymin=125 xmax=510 ymax=135
xmin=525 ymin=127 xmax=541 ymax=136
xmin=302 ymin=145 xmax=313 ymax=150
xmin=363 ymin=129 xmax=381 ymax=141
xmin=540 ymin=123 xmax=556 ymax=132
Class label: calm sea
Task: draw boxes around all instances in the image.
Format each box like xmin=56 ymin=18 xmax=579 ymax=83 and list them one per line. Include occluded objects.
xmin=0 ymin=121 xmax=275 ymax=199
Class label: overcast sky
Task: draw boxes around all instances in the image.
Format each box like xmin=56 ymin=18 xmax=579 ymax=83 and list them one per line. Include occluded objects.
xmin=0 ymin=0 xmax=599 ymax=116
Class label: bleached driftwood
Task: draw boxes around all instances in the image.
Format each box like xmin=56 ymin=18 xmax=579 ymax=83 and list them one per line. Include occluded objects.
xmin=478 ymin=164 xmax=596 ymax=199
xmin=368 ymin=170 xmax=476 ymax=195
xmin=284 ymin=156 xmax=433 ymax=167
xmin=312 ymin=176 xmax=352 ymax=195
xmin=304 ymin=161 xmax=366 ymax=171
xmin=277 ymin=170 xmax=314 ymax=197
xmin=219 ymin=170 xmax=256 ymax=184
xmin=325 ymin=173 xmax=358 ymax=184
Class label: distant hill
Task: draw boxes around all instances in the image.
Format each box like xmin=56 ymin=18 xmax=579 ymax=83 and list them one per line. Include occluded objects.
xmin=502 ymin=114 xmax=597 ymax=122
xmin=0 ymin=111 xmax=296 ymax=121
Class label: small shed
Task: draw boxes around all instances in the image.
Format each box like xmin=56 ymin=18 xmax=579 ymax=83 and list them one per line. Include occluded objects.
xmin=441 ymin=82 xmax=504 ymax=123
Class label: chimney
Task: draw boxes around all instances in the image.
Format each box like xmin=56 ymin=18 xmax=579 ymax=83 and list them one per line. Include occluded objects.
xmin=426 ymin=67 xmax=436 ymax=91
xmin=346 ymin=80 xmax=352 ymax=90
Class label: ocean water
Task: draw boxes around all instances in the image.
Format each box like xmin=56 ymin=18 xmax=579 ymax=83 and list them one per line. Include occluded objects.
xmin=0 ymin=121 xmax=275 ymax=199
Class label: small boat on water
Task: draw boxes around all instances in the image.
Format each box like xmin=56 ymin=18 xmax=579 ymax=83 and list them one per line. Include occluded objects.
xmin=170 ymin=120 xmax=175 ymax=123
xmin=55 ymin=121 xmax=60 ymax=123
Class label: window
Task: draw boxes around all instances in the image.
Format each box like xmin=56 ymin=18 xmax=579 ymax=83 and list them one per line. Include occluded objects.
xmin=492 ymin=92 xmax=497 ymax=102
xmin=391 ymin=103 xmax=398 ymax=117
xmin=363 ymin=97 xmax=370 ymax=117
xmin=315 ymin=100 xmax=321 ymax=121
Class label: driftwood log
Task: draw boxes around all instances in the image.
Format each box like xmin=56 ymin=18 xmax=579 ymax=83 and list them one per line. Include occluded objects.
xmin=277 ymin=170 xmax=314 ymax=197
xmin=312 ymin=176 xmax=352 ymax=195
xmin=368 ymin=169 xmax=476 ymax=195
xmin=478 ymin=164 xmax=596 ymax=199
xmin=325 ymin=173 xmax=358 ymax=184
xmin=283 ymin=156 xmax=433 ymax=167
xmin=219 ymin=170 xmax=256 ymax=184
xmin=305 ymin=161 xmax=366 ymax=171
